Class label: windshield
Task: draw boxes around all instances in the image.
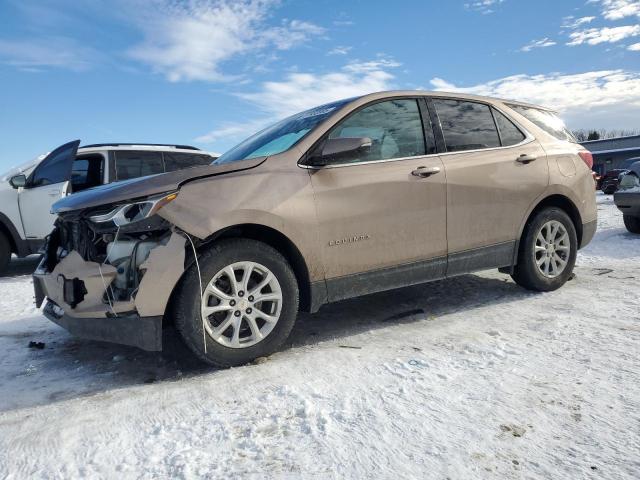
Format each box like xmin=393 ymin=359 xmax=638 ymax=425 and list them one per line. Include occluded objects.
xmin=508 ymin=104 xmax=577 ymax=143
xmin=214 ymin=98 xmax=354 ymax=164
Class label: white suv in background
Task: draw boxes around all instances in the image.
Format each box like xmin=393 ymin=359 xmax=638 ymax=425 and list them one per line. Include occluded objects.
xmin=0 ymin=141 xmax=218 ymax=272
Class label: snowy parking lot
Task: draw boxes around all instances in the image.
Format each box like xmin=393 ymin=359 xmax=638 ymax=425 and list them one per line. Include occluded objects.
xmin=0 ymin=193 xmax=638 ymax=479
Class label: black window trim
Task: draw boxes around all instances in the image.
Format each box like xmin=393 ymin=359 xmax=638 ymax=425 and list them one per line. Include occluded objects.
xmin=299 ymin=96 xmax=438 ymax=169
xmin=490 ymin=106 xmax=526 ymax=148
xmin=299 ymin=95 xmax=535 ymax=169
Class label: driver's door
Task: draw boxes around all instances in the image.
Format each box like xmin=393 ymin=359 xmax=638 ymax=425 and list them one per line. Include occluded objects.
xmin=18 ymin=140 xmax=80 ymax=239
xmin=307 ymin=98 xmax=447 ymax=301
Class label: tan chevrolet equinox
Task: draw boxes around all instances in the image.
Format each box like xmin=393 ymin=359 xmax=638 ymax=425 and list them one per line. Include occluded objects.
xmin=34 ymin=91 xmax=597 ymax=366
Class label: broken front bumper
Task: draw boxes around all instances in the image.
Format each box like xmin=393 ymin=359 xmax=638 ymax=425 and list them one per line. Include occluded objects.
xmin=32 ymin=231 xmax=187 ymax=352
xmin=40 ymin=299 xmax=163 ymax=351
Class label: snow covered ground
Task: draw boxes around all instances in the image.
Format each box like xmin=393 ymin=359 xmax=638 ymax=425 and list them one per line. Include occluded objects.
xmin=0 ymin=193 xmax=638 ymax=479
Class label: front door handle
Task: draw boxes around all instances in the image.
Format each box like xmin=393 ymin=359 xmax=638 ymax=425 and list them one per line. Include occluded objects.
xmin=516 ymin=154 xmax=537 ymax=164
xmin=411 ymin=166 xmax=441 ymax=178
xmin=47 ymin=190 xmax=60 ymax=196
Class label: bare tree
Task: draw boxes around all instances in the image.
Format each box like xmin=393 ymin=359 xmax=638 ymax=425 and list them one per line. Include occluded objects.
xmin=573 ymin=128 xmax=640 ymax=141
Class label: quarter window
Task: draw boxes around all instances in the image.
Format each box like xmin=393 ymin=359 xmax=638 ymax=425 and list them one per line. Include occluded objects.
xmin=164 ymin=152 xmax=214 ymax=172
xmin=433 ymin=99 xmax=500 ymax=152
xmin=492 ymin=108 xmax=526 ymax=146
xmin=508 ymin=105 xmax=576 ymax=143
xmin=114 ymin=151 xmax=163 ymax=181
xmin=326 ymin=99 xmax=426 ymax=164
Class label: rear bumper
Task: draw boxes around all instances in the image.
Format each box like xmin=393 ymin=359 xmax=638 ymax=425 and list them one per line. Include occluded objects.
xmin=614 ymin=191 xmax=640 ymax=217
xmin=580 ymin=219 xmax=597 ymax=249
xmin=42 ymin=299 xmax=163 ymax=351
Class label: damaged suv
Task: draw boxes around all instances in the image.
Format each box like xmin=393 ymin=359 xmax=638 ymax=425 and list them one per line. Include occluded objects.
xmin=34 ymin=91 xmax=597 ymax=366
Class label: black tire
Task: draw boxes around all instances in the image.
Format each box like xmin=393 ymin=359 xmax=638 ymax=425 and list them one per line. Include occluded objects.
xmin=0 ymin=231 xmax=11 ymax=274
xmin=174 ymin=238 xmax=299 ymax=367
xmin=623 ymin=215 xmax=640 ymax=234
xmin=602 ymin=186 xmax=616 ymax=195
xmin=511 ymin=207 xmax=578 ymax=292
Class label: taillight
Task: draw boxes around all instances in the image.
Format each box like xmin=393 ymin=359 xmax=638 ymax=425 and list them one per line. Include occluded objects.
xmin=578 ymin=151 xmax=593 ymax=169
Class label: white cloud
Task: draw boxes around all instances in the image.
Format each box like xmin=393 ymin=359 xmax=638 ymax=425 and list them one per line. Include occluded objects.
xmin=521 ymin=38 xmax=557 ymax=52
xmin=465 ymin=0 xmax=506 ymax=14
xmin=430 ymin=70 xmax=640 ymax=129
xmin=195 ymin=118 xmax=270 ymax=143
xmin=327 ymin=46 xmax=352 ymax=55
xmin=0 ymin=37 xmax=95 ymax=72
xmin=629 ymin=42 xmax=640 ymax=50
xmin=127 ymin=0 xmax=325 ymax=82
xmin=593 ymin=0 xmax=640 ymax=20
xmin=196 ymin=58 xmax=400 ymax=144
xmin=567 ymin=25 xmax=640 ymax=45
xmin=561 ymin=16 xmax=596 ymax=29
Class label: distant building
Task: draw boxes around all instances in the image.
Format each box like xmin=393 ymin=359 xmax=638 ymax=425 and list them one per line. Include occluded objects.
xmin=581 ymin=135 xmax=640 ymax=175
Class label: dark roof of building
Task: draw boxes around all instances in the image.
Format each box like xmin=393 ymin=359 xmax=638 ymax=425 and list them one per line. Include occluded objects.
xmin=581 ymin=134 xmax=640 ymax=153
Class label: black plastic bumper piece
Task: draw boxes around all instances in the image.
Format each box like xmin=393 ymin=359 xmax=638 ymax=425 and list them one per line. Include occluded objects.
xmin=43 ymin=301 xmax=163 ymax=351
xmin=580 ymin=219 xmax=597 ymax=249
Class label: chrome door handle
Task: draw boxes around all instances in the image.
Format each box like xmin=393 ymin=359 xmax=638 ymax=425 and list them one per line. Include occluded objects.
xmin=516 ymin=154 xmax=537 ymax=164
xmin=411 ymin=166 xmax=441 ymax=178
xmin=47 ymin=190 xmax=60 ymax=196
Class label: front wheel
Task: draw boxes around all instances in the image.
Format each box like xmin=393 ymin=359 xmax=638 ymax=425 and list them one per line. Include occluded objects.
xmin=174 ymin=238 xmax=299 ymax=367
xmin=623 ymin=215 xmax=640 ymax=234
xmin=511 ymin=208 xmax=577 ymax=292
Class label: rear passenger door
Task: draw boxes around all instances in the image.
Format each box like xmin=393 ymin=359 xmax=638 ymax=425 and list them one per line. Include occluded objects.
xmin=430 ymin=98 xmax=548 ymax=274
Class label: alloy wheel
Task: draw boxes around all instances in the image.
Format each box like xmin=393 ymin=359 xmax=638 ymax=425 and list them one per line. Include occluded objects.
xmin=201 ymin=261 xmax=282 ymax=348
xmin=534 ymin=220 xmax=570 ymax=278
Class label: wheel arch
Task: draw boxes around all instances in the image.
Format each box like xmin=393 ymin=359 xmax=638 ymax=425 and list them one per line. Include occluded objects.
xmin=0 ymin=212 xmax=22 ymax=255
xmin=165 ymin=223 xmax=317 ymax=328
xmin=521 ymin=194 xmax=584 ymax=247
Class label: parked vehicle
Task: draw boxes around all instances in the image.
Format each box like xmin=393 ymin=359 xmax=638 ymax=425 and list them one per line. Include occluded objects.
xmin=0 ymin=142 xmax=217 ymax=272
xmin=33 ymin=91 xmax=597 ymax=366
xmin=614 ymin=161 xmax=640 ymax=233
xmin=599 ymin=169 xmax=629 ymax=194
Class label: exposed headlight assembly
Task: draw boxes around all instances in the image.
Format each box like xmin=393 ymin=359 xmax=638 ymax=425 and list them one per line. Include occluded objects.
xmin=89 ymin=192 xmax=178 ymax=226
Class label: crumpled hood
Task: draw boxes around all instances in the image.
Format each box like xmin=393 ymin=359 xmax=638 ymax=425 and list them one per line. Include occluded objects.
xmin=52 ymin=157 xmax=266 ymax=214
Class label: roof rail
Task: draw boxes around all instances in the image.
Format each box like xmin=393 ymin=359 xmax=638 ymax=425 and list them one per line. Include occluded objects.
xmin=81 ymin=143 xmax=201 ymax=151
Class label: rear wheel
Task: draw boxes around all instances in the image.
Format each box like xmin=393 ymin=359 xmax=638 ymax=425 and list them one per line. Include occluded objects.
xmin=623 ymin=215 xmax=640 ymax=234
xmin=174 ymin=238 xmax=299 ymax=367
xmin=0 ymin=232 xmax=11 ymax=273
xmin=511 ymin=208 xmax=577 ymax=292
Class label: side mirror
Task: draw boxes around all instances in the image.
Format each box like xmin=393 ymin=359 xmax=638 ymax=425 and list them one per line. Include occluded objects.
xmin=310 ymin=137 xmax=372 ymax=166
xmin=9 ymin=174 xmax=27 ymax=189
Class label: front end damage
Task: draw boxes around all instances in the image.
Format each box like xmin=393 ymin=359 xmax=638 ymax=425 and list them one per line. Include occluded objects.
xmin=33 ymin=193 xmax=187 ymax=351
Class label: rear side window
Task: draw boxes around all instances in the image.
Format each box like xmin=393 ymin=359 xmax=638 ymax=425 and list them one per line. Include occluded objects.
xmin=492 ymin=108 xmax=526 ymax=146
xmin=508 ymin=105 xmax=576 ymax=142
xmin=327 ymin=99 xmax=426 ymax=164
xmin=433 ymin=99 xmax=500 ymax=152
xmin=114 ymin=151 xmax=163 ymax=181
xmin=163 ymin=152 xmax=213 ymax=172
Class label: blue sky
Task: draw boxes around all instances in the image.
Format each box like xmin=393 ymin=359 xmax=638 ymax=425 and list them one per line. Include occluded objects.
xmin=0 ymin=0 xmax=639 ymax=171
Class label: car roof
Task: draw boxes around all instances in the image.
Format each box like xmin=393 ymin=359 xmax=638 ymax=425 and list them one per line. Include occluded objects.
xmin=351 ymin=90 xmax=552 ymax=112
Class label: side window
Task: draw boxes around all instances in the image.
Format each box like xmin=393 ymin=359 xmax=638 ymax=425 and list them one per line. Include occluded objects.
xmin=492 ymin=108 xmax=526 ymax=146
xmin=71 ymin=159 xmax=89 ymax=185
xmin=114 ymin=151 xmax=163 ymax=181
xmin=433 ymin=99 xmax=500 ymax=152
xmin=326 ymin=99 xmax=426 ymax=164
xmin=163 ymin=152 xmax=213 ymax=172
xmin=71 ymin=155 xmax=104 ymax=191
xmin=30 ymin=150 xmax=73 ymax=186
